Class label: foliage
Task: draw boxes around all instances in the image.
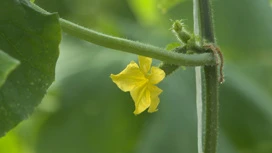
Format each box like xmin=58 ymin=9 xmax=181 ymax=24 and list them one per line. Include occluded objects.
xmin=0 ymin=0 xmax=60 ymax=136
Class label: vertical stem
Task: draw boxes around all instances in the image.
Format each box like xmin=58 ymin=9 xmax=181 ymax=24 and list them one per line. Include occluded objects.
xmin=193 ymin=0 xmax=203 ymax=153
xmin=198 ymin=0 xmax=215 ymax=42
xmin=195 ymin=66 xmax=203 ymax=153
xmin=203 ymin=65 xmax=218 ymax=153
xmin=198 ymin=0 xmax=219 ymax=153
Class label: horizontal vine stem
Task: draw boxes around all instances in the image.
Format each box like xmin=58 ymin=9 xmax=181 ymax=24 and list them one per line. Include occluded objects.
xmin=30 ymin=2 xmax=216 ymax=67
xmin=59 ymin=19 xmax=213 ymax=66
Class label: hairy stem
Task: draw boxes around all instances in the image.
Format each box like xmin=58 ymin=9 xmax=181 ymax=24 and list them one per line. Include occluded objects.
xmin=30 ymin=2 xmax=215 ymax=67
xmin=198 ymin=0 xmax=219 ymax=153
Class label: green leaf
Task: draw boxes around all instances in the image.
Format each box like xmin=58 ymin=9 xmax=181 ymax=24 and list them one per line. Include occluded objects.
xmin=128 ymin=0 xmax=160 ymax=25
xmin=0 ymin=50 xmax=20 ymax=88
xmin=157 ymin=0 xmax=187 ymax=13
xmin=220 ymin=66 xmax=272 ymax=152
xmin=165 ymin=42 xmax=181 ymax=51
xmin=0 ymin=0 xmax=60 ymax=137
xmin=0 ymin=130 xmax=23 ymax=153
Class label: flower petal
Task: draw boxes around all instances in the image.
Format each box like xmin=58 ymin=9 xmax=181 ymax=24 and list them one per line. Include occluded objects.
xmin=149 ymin=67 xmax=165 ymax=84
xmin=110 ymin=61 xmax=147 ymax=92
xmin=147 ymin=85 xmax=163 ymax=113
xmin=148 ymin=97 xmax=160 ymax=113
xmin=138 ymin=56 xmax=152 ymax=74
xmin=130 ymin=82 xmax=151 ymax=115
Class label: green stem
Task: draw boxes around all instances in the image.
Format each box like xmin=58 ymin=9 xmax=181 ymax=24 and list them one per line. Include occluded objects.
xmin=60 ymin=19 xmax=212 ymax=66
xmin=198 ymin=0 xmax=219 ymax=153
xmin=159 ymin=46 xmax=187 ymax=75
xmin=203 ymin=65 xmax=219 ymax=153
xmin=30 ymin=3 xmax=215 ymax=67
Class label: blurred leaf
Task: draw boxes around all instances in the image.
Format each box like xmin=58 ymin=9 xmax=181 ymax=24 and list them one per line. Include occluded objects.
xmin=0 ymin=0 xmax=60 ymax=137
xmin=0 ymin=131 xmax=23 ymax=153
xmin=0 ymin=50 xmax=20 ymax=88
xmin=217 ymin=132 xmax=239 ymax=153
xmin=215 ymin=0 xmax=272 ymax=60
xmin=128 ymin=0 xmax=160 ymax=26
xmin=220 ymin=66 xmax=272 ymax=152
xmin=157 ymin=0 xmax=187 ymax=13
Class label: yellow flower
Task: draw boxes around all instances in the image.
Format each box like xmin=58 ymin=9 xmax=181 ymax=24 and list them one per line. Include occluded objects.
xmin=110 ymin=56 xmax=165 ymax=115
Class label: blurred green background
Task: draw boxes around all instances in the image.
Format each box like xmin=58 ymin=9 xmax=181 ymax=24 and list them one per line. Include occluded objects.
xmin=1 ymin=0 xmax=272 ymax=152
